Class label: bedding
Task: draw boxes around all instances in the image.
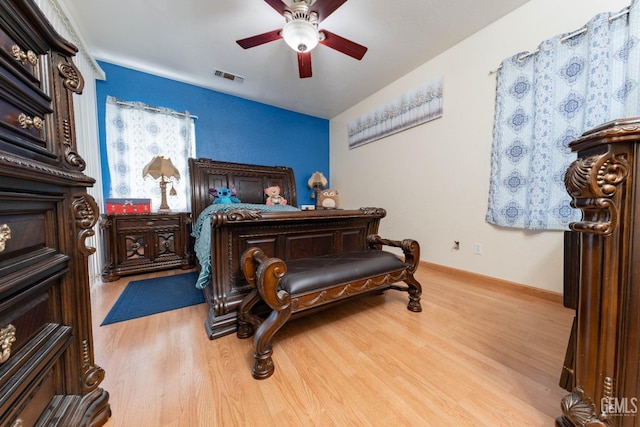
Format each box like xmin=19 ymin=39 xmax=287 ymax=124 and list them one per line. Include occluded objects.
xmin=192 ymin=203 xmax=300 ymax=288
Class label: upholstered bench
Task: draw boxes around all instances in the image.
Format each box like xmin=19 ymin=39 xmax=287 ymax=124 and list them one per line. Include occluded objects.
xmin=237 ymin=234 xmax=422 ymax=379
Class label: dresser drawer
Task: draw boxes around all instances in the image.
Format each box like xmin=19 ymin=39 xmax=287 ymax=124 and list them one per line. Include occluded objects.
xmin=0 ymin=71 xmax=53 ymax=159
xmin=0 ymin=25 xmax=42 ymax=83
xmin=115 ymin=216 xmax=181 ymax=230
xmin=4 ymin=366 xmax=54 ymax=427
xmin=0 ymin=196 xmax=64 ymax=299
xmin=0 ymin=19 xmax=54 ymax=161
xmin=0 ymin=211 xmax=49 ymax=262
xmin=0 ymin=324 xmax=72 ymax=426
xmin=0 ymin=270 xmax=66 ymax=364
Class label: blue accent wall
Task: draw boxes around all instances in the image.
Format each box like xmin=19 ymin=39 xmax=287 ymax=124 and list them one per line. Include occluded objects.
xmin=95 ymin=61 xmax=329 ymax=206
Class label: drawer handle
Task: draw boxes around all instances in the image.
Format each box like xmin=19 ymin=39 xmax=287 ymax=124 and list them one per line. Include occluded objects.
xmin=0 ymin=324 xmax=16 ymax=364
xmin=18 ymin=113 xmax=44 ymax=131
xmin=146 ymin=221 xmax=154 ymax=226
xmin=0 ymin=224 xmax=10 ymax=252
xmin=10 ymin=418 xmax=23 ymax=427
xmin=11 ymin=45 xmax=37 ymax=66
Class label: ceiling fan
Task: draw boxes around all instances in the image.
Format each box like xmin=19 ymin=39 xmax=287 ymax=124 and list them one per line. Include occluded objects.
xmin=236 ymin=0 xmax=367 ymax=78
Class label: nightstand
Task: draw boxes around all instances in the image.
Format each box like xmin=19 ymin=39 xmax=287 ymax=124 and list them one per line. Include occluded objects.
xmin=100 ymin=212 xmax=194 ymax=282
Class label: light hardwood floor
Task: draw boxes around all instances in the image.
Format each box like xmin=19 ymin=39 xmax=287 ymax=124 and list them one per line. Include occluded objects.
xmin=91 ymin=265 xmax=574 ymax=426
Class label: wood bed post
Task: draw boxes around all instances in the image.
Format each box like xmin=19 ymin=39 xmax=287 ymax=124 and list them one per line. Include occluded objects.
xmin=558 ymin=118 xmax=640 ymax=427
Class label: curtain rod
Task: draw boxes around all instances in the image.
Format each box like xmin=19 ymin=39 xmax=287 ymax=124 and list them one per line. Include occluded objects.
xmin=114 ymin=99 xmax=199 ymax=120
xmin=489 ymin=7 xmax=630 ymax=75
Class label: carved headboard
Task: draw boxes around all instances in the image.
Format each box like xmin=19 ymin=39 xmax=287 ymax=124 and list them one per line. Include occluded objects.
xmin=188 ymin=158 xmax=298 ymax=220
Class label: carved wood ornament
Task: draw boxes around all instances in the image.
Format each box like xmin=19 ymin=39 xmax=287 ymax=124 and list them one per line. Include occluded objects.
xmin=73 ymin=194 xmax=99 ymax=256
xmin=558 ymin=118 xmax=640 ymax=427
xmin=81 ymin=339 xmax=105 ymax=393
xmin=58 ymin=61 xmax=84 ymax=94
xmin=54 ymin=59 xmax=87 ymax=171
xmin=564 ymin=151 xmax=628 ymax=236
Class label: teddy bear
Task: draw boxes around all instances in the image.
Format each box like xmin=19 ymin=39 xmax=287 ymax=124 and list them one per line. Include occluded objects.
xmin=319 ymin=189 xmax=339 ymax=208
xmin=264 ymin=186 xmax=287 ymax=205
xmin=209 ymin=186 xmax=241 ymax=204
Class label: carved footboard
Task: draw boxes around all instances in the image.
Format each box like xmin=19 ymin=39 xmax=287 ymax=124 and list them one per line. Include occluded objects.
xmin=203 ymin=207 xmax=387 ymax=339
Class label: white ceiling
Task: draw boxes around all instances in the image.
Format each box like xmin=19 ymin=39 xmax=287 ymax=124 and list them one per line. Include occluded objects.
xmin=60 ymin=0 xmax=529 ymax=119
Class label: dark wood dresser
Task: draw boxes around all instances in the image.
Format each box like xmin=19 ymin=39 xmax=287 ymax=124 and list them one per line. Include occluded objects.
xmin=558 ymin=118 xmax=640 ymax=427
xmin=100 ymin=212 xmax=194 ymax=282
xmin=0 ymin=0 xmax=110 ymax=425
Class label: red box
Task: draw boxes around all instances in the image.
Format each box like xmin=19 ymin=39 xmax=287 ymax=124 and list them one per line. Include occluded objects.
xmin=105 ymin=198 xmax=152 ymax=214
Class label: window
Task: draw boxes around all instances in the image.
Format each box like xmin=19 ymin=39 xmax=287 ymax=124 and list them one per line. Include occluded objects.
xmin=487 ymin=3 xmax=638 ymax=230
xmin=105 ymin=96 xmax=196 ymax=212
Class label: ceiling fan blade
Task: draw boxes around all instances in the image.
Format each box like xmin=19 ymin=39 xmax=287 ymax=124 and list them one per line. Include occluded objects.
xmin=263 ymin=0 xmax=288 ymax=16
xmin=236 ymin=29 xmax=282 ymax=49
xmin=319 ymin=30 xmax=367 ymax=60
xmin=297 ymin=52 xmax=312 ymax=78
xmin=311 ymin=0 xmax=348 ymax=23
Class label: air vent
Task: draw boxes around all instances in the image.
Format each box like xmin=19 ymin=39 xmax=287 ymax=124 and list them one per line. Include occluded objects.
xmin=214 ymin=69 xmax=244 ymax=84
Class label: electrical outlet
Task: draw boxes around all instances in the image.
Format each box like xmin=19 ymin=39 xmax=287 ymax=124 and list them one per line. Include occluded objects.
xmin=474 ymin=243 xmax=482 ymax=255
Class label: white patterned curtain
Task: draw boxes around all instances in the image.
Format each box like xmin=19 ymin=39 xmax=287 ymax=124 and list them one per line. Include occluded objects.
xmin=486 ymin=1 xmax=640 ymax=230
xmin=105 ymin=96 xmax=196 ymax=212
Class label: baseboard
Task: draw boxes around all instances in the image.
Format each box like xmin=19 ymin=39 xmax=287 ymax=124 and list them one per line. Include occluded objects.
xmin=420 ymin=261 xmax=564 ymax=305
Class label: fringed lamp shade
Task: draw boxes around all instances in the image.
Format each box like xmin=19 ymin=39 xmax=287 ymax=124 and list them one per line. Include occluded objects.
xmin=307 ymin=171 xmax=328 ymax=208
xmin=142 ymin=156 xmax=180 ymax=211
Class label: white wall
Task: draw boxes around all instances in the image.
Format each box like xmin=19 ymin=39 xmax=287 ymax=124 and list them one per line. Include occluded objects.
xmin=330 ymin=0 xmax=630 ymax=293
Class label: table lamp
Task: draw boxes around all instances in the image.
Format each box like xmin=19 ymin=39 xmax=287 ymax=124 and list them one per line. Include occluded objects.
xmin=307 ymin=171 xmax=328 ymax=208
xmin=142 ymin=156 xmax=180 ymax=211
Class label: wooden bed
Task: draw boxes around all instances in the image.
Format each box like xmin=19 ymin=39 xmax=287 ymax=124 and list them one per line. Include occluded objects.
xmin=188 ymin=158 xmax=387 ymax=339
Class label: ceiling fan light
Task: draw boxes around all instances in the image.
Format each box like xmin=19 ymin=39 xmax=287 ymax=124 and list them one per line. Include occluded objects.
xmin=282 ymin=19 xmax=318 ymax=53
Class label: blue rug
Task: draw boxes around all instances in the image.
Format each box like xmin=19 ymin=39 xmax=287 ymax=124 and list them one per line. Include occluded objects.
xmin=101 ymin=271 xmax=205 ymax=326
